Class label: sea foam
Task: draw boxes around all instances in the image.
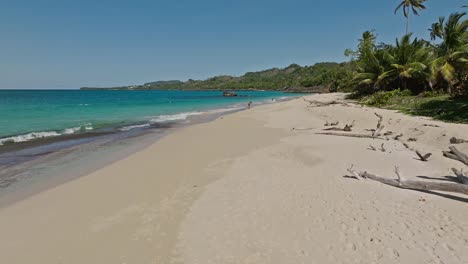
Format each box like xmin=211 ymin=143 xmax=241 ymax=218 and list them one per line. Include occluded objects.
xmin=0 ymin=124 xmax=94 ymax=145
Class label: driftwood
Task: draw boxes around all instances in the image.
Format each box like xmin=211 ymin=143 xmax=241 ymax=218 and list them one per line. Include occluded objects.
xmin=450 ymin=137 xmax=468 ymax=144
xmin=443 ymin=146 xmax=468 ymax=166
xmin=415 ymin=151 xmax=432 ymax=162
xmin=368 ymin=144 xmax=377 ymax=151
xmin=343 ymin=120 xmax=355 ymax=131
xmin=393 ymin=133 xmax=403 ymax=140
xmin=423 ymin=124 xmax=440 ymax=128
xmin=451 ymin=168 xmax=468 ymax=184
xmin=371 ymin=113 xmax=385 ymax=137
xmin=315 ymin=132 xmax=385 ymax=140
xmin=324 ymin=120 xmax=355 ymax=132
xmin=304 ymin=98 xmax=339 ymax=107
xmin=379 ymin=143 xmax=386 ymax=152
xmin=375 ymin=113 xmax=383 ymax=129
xmin=324 ymin=121 xmax=339 ymax=127
xmin=347 ymin=166 xmax=468 ymax=195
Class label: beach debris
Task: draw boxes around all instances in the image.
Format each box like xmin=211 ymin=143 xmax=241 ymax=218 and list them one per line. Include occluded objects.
xmin=443 ymin=146 xmax=468 ymax=166
xmin=344 ymin=120 xmax=355 ymax=131
xmin=415 ymin=150 xmax=432 ymax=162
xmin=303 ymin=98 xmax=345 ymax=107
xmin=408 ymin=138 xmax=417 ymax=142
xmin=383 ymin=131 xmax=394 ymax=136
xmin=423 ymin=124 xmax=440 ymax=128
xmin=324 ymin=121 xmax=339 ymax=126
xmin=323 ymin=120 xmax=355 ymax=132
xmin=291 ymin=127 xmax=316 ymax=131
xmin=315 ymin=132 xmax=385 ymax=140
xmin=379 ymin=143 xmax=386 ymax=152
xmin=393 ymin=133 xmax=403 ymax=140
xmin=346 ymin=166 xmax=468 ymax=195
xmin=451 ymin=168 xmax=468 ymax=184
xmin=372 ymin=113 xmax=385 ymax=137
xmin=450 ymin=137 xmax=468 ymax=144
xmin=368 ymin=144 xmax=377 ymax=151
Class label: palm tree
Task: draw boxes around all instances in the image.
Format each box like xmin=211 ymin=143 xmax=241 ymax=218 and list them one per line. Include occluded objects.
xmin=429 ymin=12 xmax=468 ymax=94
xmin=376 ymin=34 xmax=434 ymax=93
xmin=395 ymin=0 xmax=427 ymax=34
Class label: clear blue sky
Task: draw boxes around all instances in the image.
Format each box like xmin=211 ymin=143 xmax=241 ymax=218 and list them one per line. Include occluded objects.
xmin=0 ymin=0 xmax=466 ymax=88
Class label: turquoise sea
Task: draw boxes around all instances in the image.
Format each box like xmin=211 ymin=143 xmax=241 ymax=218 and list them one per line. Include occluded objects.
xmin=0 ymin=90 xmax=296 ymax=145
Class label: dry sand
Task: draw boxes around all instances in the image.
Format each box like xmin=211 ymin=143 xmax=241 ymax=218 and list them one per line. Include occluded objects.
xmin=0 ymin=93 xmax=467 ymax=263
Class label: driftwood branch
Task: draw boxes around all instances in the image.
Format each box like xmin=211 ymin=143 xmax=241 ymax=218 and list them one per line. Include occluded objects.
xmin=374 ymin=113 xmax=383 ymax=129
xmin=451 ymin=168 xmax=468 ymax=184
xmin=415 ymin=151 xmax=432 ymax=162
xmin=423 ymin=124 xmax=440 ymax=128
xmin=347 ymin=167 xmax=468 ymax=195
xmin=443 ymin=146 xmax=468 ymax=166
xmin=324 ymin=121 xmax=339 ymax=127
xmin=450 ymin=137 xmax=468 ymax=144
xmin=372 ymin=113 xmax=385 ymax=137
xmin=379 ymin=143 xmax=386 ymax=152
xmin=304 ymin=98 xmax=339 ymax=107
xmin=315 ymin=132 xmax=385 ymax=140
xmin=323 ymin=120 xmax=355 ymax=132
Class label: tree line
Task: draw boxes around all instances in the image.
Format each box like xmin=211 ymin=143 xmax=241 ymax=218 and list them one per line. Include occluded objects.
xmin=347 ymin=1 xmax=467 ymax=97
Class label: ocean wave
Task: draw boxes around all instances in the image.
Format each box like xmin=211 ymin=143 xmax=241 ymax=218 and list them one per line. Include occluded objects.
xmin=119 ymin=123 xmax=151 ymax=131
xmin=0 ymin=124 xmax=94 ymax=146
xmin=150 ymin=112 xmax=202 ymax=123
xmin=0 ymin=131 xmax=62 ymax=145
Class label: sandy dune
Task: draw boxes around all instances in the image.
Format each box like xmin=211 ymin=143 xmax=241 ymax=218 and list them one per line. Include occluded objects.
xmin=1 ymin=93 xmax=467 ymax=263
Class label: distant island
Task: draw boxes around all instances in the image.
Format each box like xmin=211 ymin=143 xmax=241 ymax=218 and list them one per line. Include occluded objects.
xmin=80 ymin=62 xmax=353 ymax=93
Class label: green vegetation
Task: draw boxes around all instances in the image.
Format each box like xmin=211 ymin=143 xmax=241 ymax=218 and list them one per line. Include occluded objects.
xmin=348 ymin=11 xmax=467 ymax=97
xmin=346 ymin=5 xmax=467 ymax=122
xmin=81 ymin=62 xmax=354 ymax=93
xmin=359 ymin=90 xmax=468 ymax=123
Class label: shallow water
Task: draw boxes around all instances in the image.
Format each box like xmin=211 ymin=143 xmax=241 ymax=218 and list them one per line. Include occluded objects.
xmin=0 ymin=89 xmax=293 ymax=144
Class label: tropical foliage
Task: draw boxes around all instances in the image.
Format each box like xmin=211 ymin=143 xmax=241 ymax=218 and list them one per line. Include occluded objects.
xmin=349 ymin=11 xmax=467 ymax=97
xmin=394 ymin=0 xmax=427 ymax=34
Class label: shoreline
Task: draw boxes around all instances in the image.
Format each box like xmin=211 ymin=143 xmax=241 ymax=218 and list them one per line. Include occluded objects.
xmin=0 ymin=96 xmax=297 ymax=208
xmin=1 ymin=93 xmax=467 ymax=263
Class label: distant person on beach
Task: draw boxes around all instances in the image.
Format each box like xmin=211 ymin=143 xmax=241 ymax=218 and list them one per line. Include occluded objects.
xmin=248 ymin=101 xmax=252 ymax=109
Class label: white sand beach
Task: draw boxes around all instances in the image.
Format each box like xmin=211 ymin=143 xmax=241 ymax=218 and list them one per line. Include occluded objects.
xmin=1 ymin=93 xmax=467 ymax=263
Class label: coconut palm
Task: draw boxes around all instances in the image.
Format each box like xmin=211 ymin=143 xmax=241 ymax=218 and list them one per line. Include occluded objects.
xmin=376 ymin=34 xmax=434 ymax=93
xmin=351 ymin=31 xmax=385 ymax=92
xmin=429 ymin=12 xmax=468 ymax=94
xmin=395 ymin=0 xmax=427 ymax=34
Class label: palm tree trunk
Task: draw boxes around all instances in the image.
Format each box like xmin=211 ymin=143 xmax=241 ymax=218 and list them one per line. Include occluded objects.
xmin=406 ymin=12 xmax=410 ymax=34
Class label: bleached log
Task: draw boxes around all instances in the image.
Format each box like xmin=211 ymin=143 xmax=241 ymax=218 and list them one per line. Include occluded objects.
xmin=315 ymin=132 xmax=385 ymax=140
xmin=443 ymin=146 xmax=468 ymax=166
xmin=304 ymin=98 xmax=339 ymax=107
xmin=347 ymin=167 xmax=468 ymax=195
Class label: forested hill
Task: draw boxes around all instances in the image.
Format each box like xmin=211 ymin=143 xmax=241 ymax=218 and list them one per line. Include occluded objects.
xmin=80 ymin=62 xmax=353 ymax=92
